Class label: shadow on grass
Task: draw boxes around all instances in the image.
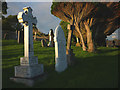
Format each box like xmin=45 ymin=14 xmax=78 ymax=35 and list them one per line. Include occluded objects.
xmin=33 ymin=53 xmax=118 ymax=88
xmin=97 ymin=48 xmax=119 ymax=54
xmin=2 ymin=54 xmax=118 ymax=88
xmin=2 ymin=66 xmax=30 ymax=88
xmin=65 ymin=54 xmax=118 ymax=88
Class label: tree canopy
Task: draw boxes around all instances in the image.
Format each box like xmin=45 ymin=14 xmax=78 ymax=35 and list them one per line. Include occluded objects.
xmin=51 ymin=2 xmax=120 ymax=52
xmin=2 ymin=1 xmax=8 ymax=15
xmin=51 ymin=2 xmax=120 ymax=37
xmin=2 ymin=15 xmax=22 ymax=31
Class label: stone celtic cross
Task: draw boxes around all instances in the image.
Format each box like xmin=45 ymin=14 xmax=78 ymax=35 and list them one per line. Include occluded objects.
xmin=17 ymin=7 xmax=37 ymax=59
xmin=11 ymin=6 xmax=43 ymax=83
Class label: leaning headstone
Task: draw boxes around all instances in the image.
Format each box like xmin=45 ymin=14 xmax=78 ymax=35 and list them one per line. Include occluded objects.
xmin=48 ymin=29 xmax=54 ymax=47
xmin=41 ymin=39 xmax=47 ymax=47
xmin=10 ymin=7 xmax=44 ymax=86
xmin=54 ymin=25 xmax=67 ymax=72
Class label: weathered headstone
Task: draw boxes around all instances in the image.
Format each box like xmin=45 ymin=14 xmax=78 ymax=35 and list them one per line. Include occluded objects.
xmin=54 ymin=25 xmax=67 ymax=72
xmin=13 ymin=7 xmax=44 ymax=79
xmin=41 ymin=39 xmax=47 ymax=47
xmin=48 ymin=29 xmax=54 ymax=47
xmin=76 ymin=37 xmax=81 ymax=47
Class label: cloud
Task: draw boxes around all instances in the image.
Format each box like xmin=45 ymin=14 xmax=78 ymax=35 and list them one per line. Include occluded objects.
xmin=112 ymin=36 xmax=116 ymax=39
xmin=6 ymin=2 xmax=61 ymax=34
xmin=112 ymin=33 xmax=116 ymax=35
xmin=29 ymin=2 xmax=61 ymax=33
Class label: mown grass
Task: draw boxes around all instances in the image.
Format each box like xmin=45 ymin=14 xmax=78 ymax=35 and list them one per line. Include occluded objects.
xmin=2 ymin=40 xmax=119 ymax=88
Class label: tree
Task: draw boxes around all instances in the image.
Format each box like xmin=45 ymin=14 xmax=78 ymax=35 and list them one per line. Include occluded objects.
xmin=2 ymin=15 xmax=23 ymax=31
xmin=60 ymin=20 xmax=80 ymax=46
xmin=51 ymin=2 xmax=88 ymax=51
xmin=2 ymin=1 xmax=8 ymax=15
xmin=59 ymin=21 xmax=69 ymax=41
xmin=2 ymin=15 xmax=23 ymax=39
xmin=7 ymin=15 xmax=22 ymax=31
xmin=51 ymin=2 xmax=120 ymax=52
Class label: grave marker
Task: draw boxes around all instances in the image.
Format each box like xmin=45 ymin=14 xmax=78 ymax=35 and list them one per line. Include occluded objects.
xmin=48 ymin=29 xmax=54 ymax=47
xmin=54 ymin=25 xmax=67 ymax=72
xmin=14 ymin=6 xmax=44 ymax=78
xmin=41 ymin=39 xmax=47 ymax=47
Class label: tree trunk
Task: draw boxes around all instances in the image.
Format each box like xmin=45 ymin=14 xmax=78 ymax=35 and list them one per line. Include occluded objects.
xmin=75 ymin=25 xmax=87 ymax=51
xmin=94 ymin=25 xmax=106 ymax=47
xmin=84 ymin=22 xmax=95 ymax=52
xmin=66 ymin=29 xmax=73 ymax=54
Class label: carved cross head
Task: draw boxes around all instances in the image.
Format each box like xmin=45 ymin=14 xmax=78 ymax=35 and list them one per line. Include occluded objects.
xmin=17 ymin=6 xmax=37 ymax=25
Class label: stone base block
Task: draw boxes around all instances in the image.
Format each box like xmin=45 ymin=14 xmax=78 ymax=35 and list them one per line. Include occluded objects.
xmin=10 ymin=72 xmax=47 ymax=87
xmin=55 ymin=57 xmax=67 ymax=72
xmin=20 ymin=56 xmax=38 ymax=66
xmin=15 ymin=64 xmax=44 ymax=78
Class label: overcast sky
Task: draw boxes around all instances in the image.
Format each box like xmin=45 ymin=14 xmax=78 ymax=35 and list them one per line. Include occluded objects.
xmin=5 ymin=1 xmax=119 ymax=40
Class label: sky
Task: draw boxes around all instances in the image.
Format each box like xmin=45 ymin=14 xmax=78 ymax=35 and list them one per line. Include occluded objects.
xmin=106 ymin=28 xmax=120 ymax=40
xmin=5 ymin=2 xmax=61 ymax=34
xmin=5 ymin=1 xmax=120 ymax=40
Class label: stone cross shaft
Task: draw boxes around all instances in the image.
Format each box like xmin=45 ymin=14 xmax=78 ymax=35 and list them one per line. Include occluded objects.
xmin=17 ymin=7 xmax=37 ymax=65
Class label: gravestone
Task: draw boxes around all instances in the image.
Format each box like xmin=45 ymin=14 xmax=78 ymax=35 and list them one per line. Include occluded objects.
xmin=48 ymin=29 xmax=54 ymax=47
xmin=41 ymin=39 xmax=47 ymax=47
xmin=13 ymin=7 xmax=44 ymax=79
xmin=54 ymin=25 xmax=67 ymax=72
xmin=34 ymin=31 xmax=37 ymax=40
xmin=76 ymin=37 xmax=81 ymax=47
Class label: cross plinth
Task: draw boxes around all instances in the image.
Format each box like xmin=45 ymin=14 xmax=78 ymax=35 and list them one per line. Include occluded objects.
xmin=13 ymin=7 xmax=44 ymax=79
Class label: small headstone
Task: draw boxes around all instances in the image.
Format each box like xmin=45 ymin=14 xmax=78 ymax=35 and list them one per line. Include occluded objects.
xmin=48 ymin=29 xmax=54 ymax=47
xmin=54 ymin=25 xmax=67 ymax=72
xmin=41 ymin=39 xmax=47 ymax=47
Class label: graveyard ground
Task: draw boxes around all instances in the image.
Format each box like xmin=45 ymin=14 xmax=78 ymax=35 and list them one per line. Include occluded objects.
xmin=2 ymin=40 xmax=118 ymax=88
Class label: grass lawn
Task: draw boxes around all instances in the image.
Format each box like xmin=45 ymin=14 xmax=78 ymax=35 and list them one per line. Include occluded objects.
xmin=2 ymin=40 xmax=119 ymax=88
